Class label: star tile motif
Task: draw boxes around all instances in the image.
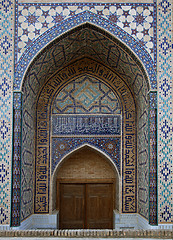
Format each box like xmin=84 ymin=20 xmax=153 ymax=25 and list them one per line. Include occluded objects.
xmin=25 ymin=12 xmax=39 ymax=26
xmin=16 ymin=3 xmax=155 ymax=61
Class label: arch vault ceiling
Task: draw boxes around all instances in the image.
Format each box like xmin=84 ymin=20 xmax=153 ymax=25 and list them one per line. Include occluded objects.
xmin=23 ymin=24 xmax=149 ymax=107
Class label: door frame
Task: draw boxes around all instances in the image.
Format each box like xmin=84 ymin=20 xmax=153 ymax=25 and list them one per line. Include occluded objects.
xmin=57 ymin=178 xmax=115 ymax=229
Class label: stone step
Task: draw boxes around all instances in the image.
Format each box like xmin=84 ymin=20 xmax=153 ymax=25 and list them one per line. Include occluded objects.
xmin=0 ymin=230 xmax=172 ymax=238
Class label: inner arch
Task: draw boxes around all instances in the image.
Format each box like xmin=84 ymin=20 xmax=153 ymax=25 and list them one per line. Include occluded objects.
xmin=20 ymin=23 xmax=150 ymax=224
xmin=53 ymin=145 xmax=120 ymax=229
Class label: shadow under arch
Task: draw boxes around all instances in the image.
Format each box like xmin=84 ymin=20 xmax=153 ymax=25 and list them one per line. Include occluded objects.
xmin=51 ymin=144 xmax=121 ymax=214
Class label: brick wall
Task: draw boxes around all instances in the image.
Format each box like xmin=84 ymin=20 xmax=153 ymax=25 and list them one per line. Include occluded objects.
xmin=57 ymin=146 xmax=119 ymax=210
xmin=57 ymin=147 xmax=116 ymax=179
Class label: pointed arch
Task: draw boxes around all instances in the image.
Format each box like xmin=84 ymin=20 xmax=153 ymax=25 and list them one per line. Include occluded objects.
xmin=51 ymin=144 xmax=120 ymax=213
xmin=11 ymin=19 xmax=157 ymax=227
xmin=16 ymin=17 xmax=155 ymax=91
xmin=52 ymin=144 xmax=120 ymax=180
xmin=35 ymin=59 xmax=136 ymax=215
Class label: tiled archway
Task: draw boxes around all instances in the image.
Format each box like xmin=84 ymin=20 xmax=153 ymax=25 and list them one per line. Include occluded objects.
xmin=11 ymin=23 xmax=157 ymax=227
xmin=35 ymin=60 xmax=136 ymax=215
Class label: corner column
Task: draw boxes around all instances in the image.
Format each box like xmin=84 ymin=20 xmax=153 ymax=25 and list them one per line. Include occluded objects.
xmin=149 ymin=91 xmax=157 ymax=225
xmin=11 ymin=92 xmax=22 ymax=226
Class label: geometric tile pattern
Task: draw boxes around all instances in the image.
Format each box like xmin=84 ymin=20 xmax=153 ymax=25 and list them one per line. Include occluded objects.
xmin=14 ymin=12 xmax=156 ymax=91
xmin=149 ymin=92 xmax=157 ymax=225
xmin=11 ymin=92 xmax=22 ymax=226
xmin=0 ymin=0 xmax=171 ymax=229
xmin=158 ymin=0 xmax=173 ymax=223
xmin=52 ymin=76 xmax=121 ymax=114
xmin=16 ymin=2 xmax=156 ymax=62
xmin=51 ymin=77 xmax=121 ymax=173
xmin=0 ymin=0 xmax=13 ymax=225
xmin=21 ymin=80 xmax=35 ymax=222
xmin=10 ymin=1 xmax=159 ymax=226
xmin=19 ymin=25 xmax=154 ymax=92
xmin=137 ymin=95 xmax=149 ymax=220
xmin=52 ymin=137 xmax=121 ymax=174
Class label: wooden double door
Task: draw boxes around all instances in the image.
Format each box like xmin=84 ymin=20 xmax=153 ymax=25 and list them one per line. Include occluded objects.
xmin=59 ymin=183 xmax=113 ymax=229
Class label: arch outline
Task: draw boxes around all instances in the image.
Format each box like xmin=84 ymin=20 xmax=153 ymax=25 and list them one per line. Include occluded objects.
xmin=9 ymin=15 xmax=158 ymax=227
xmin=50 ymin=143 xmax=121 ymax=213
xmin=14 ymin=13 xmax=156 ymax=91
xmin=34 ymin=58 xmax=137 ymax=215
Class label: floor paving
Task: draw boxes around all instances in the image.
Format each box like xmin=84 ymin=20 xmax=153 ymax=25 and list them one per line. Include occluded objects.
xmin=0 ymin=238 xmax=172 ymax=240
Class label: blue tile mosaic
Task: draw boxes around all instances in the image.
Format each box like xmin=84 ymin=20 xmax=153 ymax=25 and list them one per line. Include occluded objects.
xmin=14 ymin=5 xmax=157 ymax=90
xmin=158 ymin=0 xmax=173 ymax=223
xmin=52 ymin=115 xmax=121 ymax=136
xmin=0 ymin=0 xmax=13 ymax=225
xmin=9 ymin=0 xmax=173 ymax=227
xmin=52 ymin=137 xmax=121 ymax=173
xmin=149 ymin=91 xmax=157 ymax=225
xmin=0 ymin=0 xmax=168 ymax=228
xmin=11 ymin=92 xmax=22 ymax=226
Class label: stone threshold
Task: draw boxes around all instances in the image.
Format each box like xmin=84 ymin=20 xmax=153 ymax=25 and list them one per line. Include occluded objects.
xmin=0 ymin=230 xmax=172 ymax=238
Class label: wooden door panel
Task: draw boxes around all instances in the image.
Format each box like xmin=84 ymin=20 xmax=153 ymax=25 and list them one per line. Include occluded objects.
xmin=60 ymin=184 xmax=85 ymax=229
xmin=59 ymin=183 xmax=113 ymax=229
xmin=86 ymin=184 xmax=113 ymax=229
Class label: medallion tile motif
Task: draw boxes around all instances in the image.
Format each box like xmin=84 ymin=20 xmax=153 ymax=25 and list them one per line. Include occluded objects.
xmin=52 ymin=137 xmax=121 ymax=174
